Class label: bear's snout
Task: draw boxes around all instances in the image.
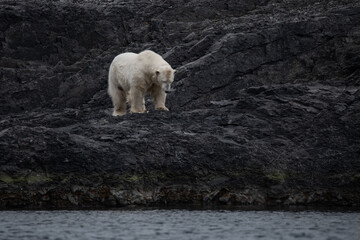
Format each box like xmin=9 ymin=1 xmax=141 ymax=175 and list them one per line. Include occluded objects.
xmin=165 ymin=88 xmax=176 ymax=94
xmin=162 ymin=83 xmax=173 ymax=93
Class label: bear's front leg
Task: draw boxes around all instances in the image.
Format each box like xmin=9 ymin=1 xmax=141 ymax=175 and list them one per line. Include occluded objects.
xmin=151 ymin=86 xmax=169 ymax=111
xmin=129 ymin=87 xmax=146 ymax=113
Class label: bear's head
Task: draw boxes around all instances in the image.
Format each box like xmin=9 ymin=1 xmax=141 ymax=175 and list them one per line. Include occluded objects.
xmin=155 ymin=67 xmax=176 ymax=93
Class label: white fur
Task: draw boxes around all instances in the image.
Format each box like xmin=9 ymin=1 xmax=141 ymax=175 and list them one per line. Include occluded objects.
xmin=108 ymin=50 xmax=175 ymax=116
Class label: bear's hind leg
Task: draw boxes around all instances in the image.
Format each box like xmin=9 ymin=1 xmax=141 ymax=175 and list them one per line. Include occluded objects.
xmin=109 ymin=85 xmax=127 ymax=116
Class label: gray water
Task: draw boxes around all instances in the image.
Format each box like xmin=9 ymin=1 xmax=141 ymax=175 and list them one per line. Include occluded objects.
xmin=1 ymin=209 xmax=360 ymax=240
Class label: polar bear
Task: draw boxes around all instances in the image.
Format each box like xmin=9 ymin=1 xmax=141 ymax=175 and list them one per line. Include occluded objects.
xmin=108 ymin=50 xmax=176 ymax=116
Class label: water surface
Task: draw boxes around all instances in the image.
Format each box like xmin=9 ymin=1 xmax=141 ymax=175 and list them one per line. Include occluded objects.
xmin=1 ymin=209 xmax=360 ymax=239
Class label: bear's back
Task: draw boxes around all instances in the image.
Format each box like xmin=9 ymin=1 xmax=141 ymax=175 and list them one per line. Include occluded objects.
xmin=112 ymin=52 xmax=138 ymax=67
xmin=138 ymin=50 xmax=168 ymax=66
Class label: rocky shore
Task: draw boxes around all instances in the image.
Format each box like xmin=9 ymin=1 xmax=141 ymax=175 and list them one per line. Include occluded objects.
xmin=0 ymin=0 xmax=359 ymax=209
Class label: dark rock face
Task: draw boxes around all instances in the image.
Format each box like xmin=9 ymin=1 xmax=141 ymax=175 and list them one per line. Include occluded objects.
xmin=0 ymin=0 xmax=359 ymax=209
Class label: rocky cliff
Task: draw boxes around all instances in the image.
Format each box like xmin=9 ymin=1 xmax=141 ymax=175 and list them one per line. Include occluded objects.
xmin=0 ymin=0 xmax=359 ymax=209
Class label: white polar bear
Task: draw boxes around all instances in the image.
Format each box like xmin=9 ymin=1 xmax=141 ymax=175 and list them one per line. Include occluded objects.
xmin=108 ymin=50 xmax=176 ymax=116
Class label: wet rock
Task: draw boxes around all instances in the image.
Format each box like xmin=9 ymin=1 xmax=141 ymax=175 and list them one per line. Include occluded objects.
xmin=0 ymin=0 xmax=360 ymax=209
